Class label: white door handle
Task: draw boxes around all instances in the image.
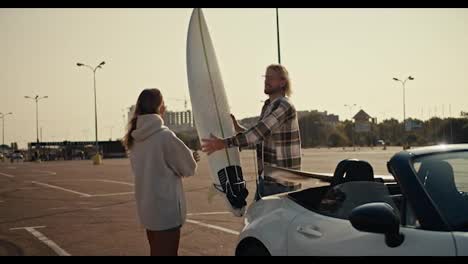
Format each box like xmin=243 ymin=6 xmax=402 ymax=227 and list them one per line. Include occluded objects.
xmin=296 ymin=226 xmax=322 ymax=238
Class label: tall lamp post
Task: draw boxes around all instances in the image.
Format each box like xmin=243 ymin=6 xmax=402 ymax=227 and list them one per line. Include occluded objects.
xmin=275 ymin=8 xmax=281 ymax=64
xmin=77 ymin=61 xmax=105 ymax=165
xmin=393 ymin=76 xmax=414 ymax=149
xmin=0 ymin=112 xmax=13 ymax=156
xmin=25 ymin=95 xmax=48 ymax=161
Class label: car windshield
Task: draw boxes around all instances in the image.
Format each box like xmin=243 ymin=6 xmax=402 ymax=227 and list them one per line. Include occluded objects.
xmin=413 ymin=151 xmax=468 ymax=230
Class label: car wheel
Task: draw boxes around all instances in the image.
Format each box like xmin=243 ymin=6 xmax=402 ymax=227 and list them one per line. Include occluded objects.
xmin=235 ymin=238 xmax=271 ymax=256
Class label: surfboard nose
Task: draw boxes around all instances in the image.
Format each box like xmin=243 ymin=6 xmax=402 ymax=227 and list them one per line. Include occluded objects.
xmin=189 ymin=8 xmax=202 ymax=26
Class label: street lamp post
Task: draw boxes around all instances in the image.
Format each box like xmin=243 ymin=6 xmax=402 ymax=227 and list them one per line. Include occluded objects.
xmin=77 ymin=61 xmax=105 ymax=165
xmin=344 ymin=104 xmax=357 ymax=151
xmin=276 ymin=8 xmax=281 ymax=64
xmin=0 ymin=112 xmax=13 ymax=155
xmin=393 ymin=76 xmax=414 ymax=149
xmin=25 ymin=95 xmax=48 ymax=161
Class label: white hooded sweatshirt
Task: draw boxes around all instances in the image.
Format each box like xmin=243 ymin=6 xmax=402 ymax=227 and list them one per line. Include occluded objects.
xmin=129 ymin=114 xmax=197 ymax=231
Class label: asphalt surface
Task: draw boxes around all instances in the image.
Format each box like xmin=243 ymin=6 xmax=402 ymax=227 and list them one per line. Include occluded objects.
xmin=0 ymin=147 xmax=400 ymax=256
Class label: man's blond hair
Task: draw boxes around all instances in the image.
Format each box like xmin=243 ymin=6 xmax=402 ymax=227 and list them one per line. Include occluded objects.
xmin=267 ymin=64 xmax=292 ymax=97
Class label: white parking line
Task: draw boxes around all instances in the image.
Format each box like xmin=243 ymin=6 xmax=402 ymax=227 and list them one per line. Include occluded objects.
xmin=48 ymin=207 xmax=71 ymax=210
xmin=0 ymin=172 xmax=15 ymax=178
xmin=47 ymin=179 xmax=134 ymax=186
xmin=96 ymin=179 xmax=134 ymax=186
xmin=31 ymin=181 xmax=92 ymax=197
xmin=89 ymin=192 xmax=134 ymax=197
xmin=187 ymin=212 xmax=231 ymax=216
xmin=18 ymin=187 xmax=41 ymax=190
xmin=32 ymin=170 xmax=57 ymax=175
xmin=186 ymin=219 xmax=240 ymax=235
xmin=10 ymin=226 xmax=71 ymax=256
xmin=29 ymin=180 xmax=134 ymax=198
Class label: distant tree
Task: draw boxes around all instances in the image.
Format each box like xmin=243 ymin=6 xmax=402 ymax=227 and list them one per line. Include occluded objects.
xmin=327 ymin=131 xmax=349 ymax=147
xmin=175 ymin=131 xmax=200 ymax=150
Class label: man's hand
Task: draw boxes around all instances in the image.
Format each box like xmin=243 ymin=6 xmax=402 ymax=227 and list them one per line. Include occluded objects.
xmin=201 ymin=133 xmax=226 ymax=155
xmin=193 ymin=151 xmax=201 ymax=162
xmin=230 ymin=114 xmax=245 ymax=133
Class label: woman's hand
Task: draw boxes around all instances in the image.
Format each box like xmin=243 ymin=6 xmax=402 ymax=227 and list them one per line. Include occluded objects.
xmin=193 ymin=151 xmax=201 ymax=162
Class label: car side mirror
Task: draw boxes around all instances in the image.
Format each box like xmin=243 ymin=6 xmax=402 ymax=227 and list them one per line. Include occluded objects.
xmin=350 ymin=202 xmax=405 ymax=248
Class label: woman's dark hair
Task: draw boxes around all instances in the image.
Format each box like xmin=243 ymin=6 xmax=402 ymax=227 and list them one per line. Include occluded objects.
xmin=122 ymin=88 xmax=163 ymax=150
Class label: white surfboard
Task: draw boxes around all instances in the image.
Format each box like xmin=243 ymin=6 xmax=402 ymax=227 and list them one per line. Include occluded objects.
xmin=186 ymin=8 xmax=248 ymax=217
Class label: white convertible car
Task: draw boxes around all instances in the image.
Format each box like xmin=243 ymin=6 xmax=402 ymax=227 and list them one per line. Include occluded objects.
xmin=235 ymin=144 xmax=468 ymax=256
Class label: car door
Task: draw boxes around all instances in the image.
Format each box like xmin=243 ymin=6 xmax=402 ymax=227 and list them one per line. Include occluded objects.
xmin=286 ymin=181 xmax=457 ymax=256
xmin=453 ymin=232 xmax=468 ymax=256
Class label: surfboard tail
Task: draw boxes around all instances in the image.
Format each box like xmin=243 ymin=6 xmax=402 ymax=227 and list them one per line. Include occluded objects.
xmin=214 ymin=165 xmax=249 ymax=209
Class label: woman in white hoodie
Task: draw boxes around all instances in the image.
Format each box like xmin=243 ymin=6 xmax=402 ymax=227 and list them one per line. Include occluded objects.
xmin=123 ymin=88 xmax=198 ymax=256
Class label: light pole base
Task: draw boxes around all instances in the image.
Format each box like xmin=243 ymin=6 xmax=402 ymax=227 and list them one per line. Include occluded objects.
xmin=92 ymin=153 xmax=103 ymax=165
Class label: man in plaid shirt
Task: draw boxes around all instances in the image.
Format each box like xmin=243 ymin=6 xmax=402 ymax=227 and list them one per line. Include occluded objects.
xmin=202 ymin=64 xmax=302 ymax=200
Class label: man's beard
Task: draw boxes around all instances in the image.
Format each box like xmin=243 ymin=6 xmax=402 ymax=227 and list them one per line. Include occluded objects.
xmin=264 ymin=85 xmax=282 ymax=95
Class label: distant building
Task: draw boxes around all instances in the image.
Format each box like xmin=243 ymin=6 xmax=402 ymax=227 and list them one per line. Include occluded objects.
xmin=298 ymin=110 xmax=340 ymax=126
xmin=127 ymin=105 xmax=194 ymax=133
xmin=28 ymin=140 xmax=126 ymax=161
xmin=239 ymin=110 xmax=340 ymax=129
xmin=163 ymin=110 xmax=194 ymax=132
xmin=322 ymin=112 xmax=339 ymax=125
xmin=353 ymin=109 xmax=372 ymax=122
xmin=353 ymin=109 xmax=373 ymax=133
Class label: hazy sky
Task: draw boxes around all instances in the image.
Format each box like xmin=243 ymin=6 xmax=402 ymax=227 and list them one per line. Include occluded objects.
xmin=1 ymin=8 xmax=468 ymax=148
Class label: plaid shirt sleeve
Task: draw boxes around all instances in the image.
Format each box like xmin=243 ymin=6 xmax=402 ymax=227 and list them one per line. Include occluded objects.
xmin=224 ymin=99 xmax=295 ymax=148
